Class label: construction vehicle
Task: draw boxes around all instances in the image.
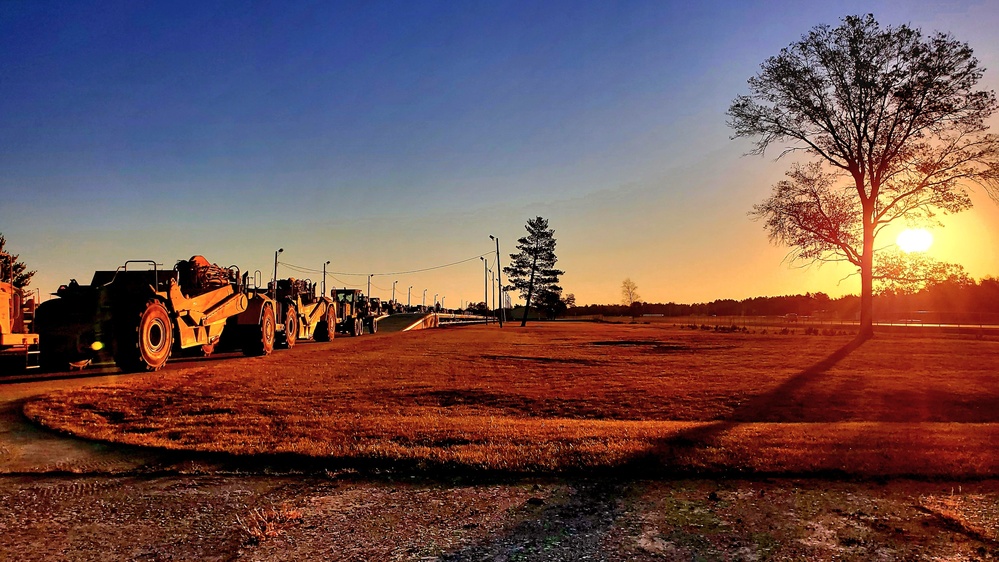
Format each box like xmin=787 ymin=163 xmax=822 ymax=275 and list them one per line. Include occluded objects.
xmin=0 ymin=276 xmax=40 ymax=373
xmin=34 ymin=256 xmax=277 ymax=373
xmin=331 ymin=288 xmax=377 ymax=336
xmin=272 ymin=278 xmax=336 ymax=346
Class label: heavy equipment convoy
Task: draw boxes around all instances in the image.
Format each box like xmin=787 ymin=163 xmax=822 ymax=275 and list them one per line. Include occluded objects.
xmin=272 ymin=278 xmax=336 ymax=346
xmin=331 ymin=288 xmax=377 ymax=336
xmin=0 ymin=277 xmax=40 ymax=372
xmin=34 ymin=256 xmax=276 ymax=372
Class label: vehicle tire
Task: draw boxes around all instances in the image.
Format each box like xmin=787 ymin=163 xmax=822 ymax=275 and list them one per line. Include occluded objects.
xmin=282 ymin=305 xmax=297 ymax=349
xmin=367 ymin=317 xmax=378 ymax=334
xmin=352 ymin=317 xmax=362 ymax=337
xmin=243 ymin=303 xmax=276 ymax=356
xmin=35 ymin=299 xmax=70 ymax=372
xmin=115 ymin=300 xmax=172 ymax=372
xmin=313 ymin=309 xmax=336 ymax=341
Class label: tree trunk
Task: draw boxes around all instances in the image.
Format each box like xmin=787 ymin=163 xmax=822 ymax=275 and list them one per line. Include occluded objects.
xmin=520 ymin=256 xmax=538 ymax=327
xmin=858 ymin=205 xmax=876 ymax=341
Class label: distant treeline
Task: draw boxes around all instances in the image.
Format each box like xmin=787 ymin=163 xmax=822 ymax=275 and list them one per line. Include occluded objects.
xmin=572 ymin=277 xmax=999 ymax=320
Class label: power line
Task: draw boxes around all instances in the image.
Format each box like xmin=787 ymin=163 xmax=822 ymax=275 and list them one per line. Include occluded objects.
xmin=278 ymin=252 xmax=492 ymax=278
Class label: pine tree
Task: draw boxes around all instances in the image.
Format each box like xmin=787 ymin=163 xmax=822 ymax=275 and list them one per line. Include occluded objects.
xmin=0 ymin=233 xmax=36 ymax=289
xmin=503 ymin=217 xmax=564 ymax=326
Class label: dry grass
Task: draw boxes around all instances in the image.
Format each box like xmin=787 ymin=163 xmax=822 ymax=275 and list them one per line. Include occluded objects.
xmin=23 ymin=323 xmax=999 ymax=475
xmin=236 ymin=503 xmax=303 ymax=545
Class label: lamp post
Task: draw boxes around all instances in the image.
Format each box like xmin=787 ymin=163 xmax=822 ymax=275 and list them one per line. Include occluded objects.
xmin=491 ymin=267 xmax=497 ymax=312
xmin=322 ymin=260 xmax=330 ymax=297
xmin=480 ymin=257 xmax=489 ymax=315
xmin=489 ymin=235 xmax=504 ymax=326
xmin=423 ymin=289 xmax=427 ymax=308
xmin=408 ymin=285 xmax=413 ymax=308
xmin=391 ymin=280 xmax=397 ymax=304
xmin=272 ymin=248 xmax=284 ymax=301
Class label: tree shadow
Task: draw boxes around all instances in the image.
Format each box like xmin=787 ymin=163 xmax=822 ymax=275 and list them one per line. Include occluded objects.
xmin=628 ymin=338 xmax=868 ymax=473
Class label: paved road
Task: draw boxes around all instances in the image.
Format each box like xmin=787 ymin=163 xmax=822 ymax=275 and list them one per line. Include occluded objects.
xmin=0 ymin=369 xmax=182 ymax=474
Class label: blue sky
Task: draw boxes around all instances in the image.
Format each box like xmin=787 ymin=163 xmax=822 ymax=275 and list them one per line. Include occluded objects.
xmin=3 ymin=0 xmax=998 ymax=305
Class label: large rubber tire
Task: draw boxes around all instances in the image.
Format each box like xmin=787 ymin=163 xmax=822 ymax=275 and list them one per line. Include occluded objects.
xmin=243 ymin=304 xmax=276 ymax=356
xmin=115 ymin=300 xmax=172 ymax=372
xmin=313 ymin=309 xmax=336 ymax=342
xmin=367 ymin=317 xmax=378 ymax=334
xmin=282 ymin=305 xmax=298 ymax=349
xmin=35 ymin=300 xmax=70 ymax=372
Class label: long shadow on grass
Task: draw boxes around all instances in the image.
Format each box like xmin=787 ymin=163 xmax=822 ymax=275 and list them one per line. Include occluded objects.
xmin=627 ymin=338 xmax=867 ymax=475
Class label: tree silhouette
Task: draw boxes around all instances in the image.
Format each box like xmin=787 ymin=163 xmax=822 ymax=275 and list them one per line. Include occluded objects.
xmin=874 ymin=250 xmax=972 ymax=295
xmin=535 ymin=288 xmax=568 ymax=320
xmin=0 ymin=233 xmax=36 ymax=289
xmin=729 ymin=14 xmax=999 ymax=339
xmin=504 ymin=217 xmax=564 ymax=327
xmin=621 ymin=278 xmax=641 ymax=306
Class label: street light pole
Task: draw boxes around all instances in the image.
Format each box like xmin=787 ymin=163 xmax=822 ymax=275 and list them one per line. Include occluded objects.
xmin=480 ymin=257 xmax=489 ymax=315
xmin=392 ymin=280 xmax=397 ymax=304
xmin=322 ymin=260 xmax=330 ymax=297
xmin=423 ymin=289 xmax=427 ymax=308
xmin=408 ymin=285 xmax=413 ymax=308
xmin=489 ymin=235 xmax=504 ymax=327
xmin=491 ymin=268 xmax=497 ymax=312
xmin=272 ymin=248 xmax=284 ymax=301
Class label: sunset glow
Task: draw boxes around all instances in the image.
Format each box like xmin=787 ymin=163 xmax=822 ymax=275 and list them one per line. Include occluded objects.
xmin=1 ymin=2 xmax=997 ymax=305
xmin=896 ymin=228 xmax=934 ymax=253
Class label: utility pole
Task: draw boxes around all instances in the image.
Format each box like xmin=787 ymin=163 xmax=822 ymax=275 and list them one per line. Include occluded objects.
xmin=480 ymin=257 xmax=489 ymax=315
xmin=272 ymin=248 xmax=284 ymax=301
xmin=491 ymin=267 xmax=497 ymax=312
xmin=489 ymin=235 xmax=504 ymax=326
xmin=408 ymin=285 xmax=413 ymax=308
xmin=322 ymin=260 xmax=330 ymax=297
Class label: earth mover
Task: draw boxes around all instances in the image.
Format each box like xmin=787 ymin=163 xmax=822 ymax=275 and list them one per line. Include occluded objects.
xmin=272 ymin=278 xmax=336 ymax=346
xmin=331 ymin=288 xmax=377 ymax=336
xmin=0 ymin=277 xmax=40 ymax=372
xmin=34 ymin=256 xmax=277 ymax=372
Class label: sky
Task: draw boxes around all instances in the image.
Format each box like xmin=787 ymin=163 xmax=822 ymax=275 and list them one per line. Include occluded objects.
xmin=2 ymin=0 xmax=999 ymax=307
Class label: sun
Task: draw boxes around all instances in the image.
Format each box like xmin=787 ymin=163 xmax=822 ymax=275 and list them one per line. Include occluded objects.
xmin=896 ymin=228 xmax=933 ymax=253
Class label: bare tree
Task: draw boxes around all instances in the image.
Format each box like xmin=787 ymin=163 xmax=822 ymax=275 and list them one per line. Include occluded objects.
xmin=729 ymin=14 xmax=999 ymax=339
xmin=504 ymin=217 xmax=564 ymax=327
xmin=0 ymin=233 xmax=36 ymax=289
xmin=621 ymin=278 xmax=641 ymax=306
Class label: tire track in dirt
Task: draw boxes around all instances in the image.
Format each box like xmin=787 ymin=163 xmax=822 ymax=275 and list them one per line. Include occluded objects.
xmin=18 ymin=478 xmax=125 ymax=499
xmin=440 ymin=480 xmax=628 ymax=561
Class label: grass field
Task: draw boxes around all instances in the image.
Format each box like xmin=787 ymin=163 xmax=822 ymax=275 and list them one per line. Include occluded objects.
xmin=24 ymin=323 xmax=999 ymax=476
